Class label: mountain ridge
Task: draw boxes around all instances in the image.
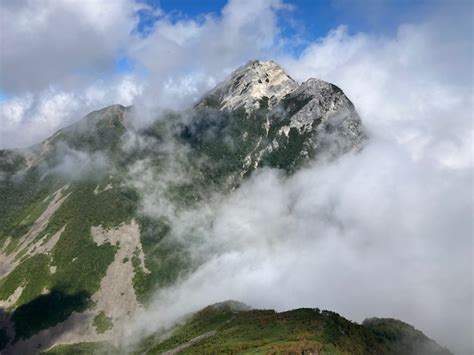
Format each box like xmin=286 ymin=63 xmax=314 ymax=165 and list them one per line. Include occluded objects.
xmin=0 ymin=60 xmax=448 ymax=354
xmin=44 ymin=301 xmax=452 ymax=355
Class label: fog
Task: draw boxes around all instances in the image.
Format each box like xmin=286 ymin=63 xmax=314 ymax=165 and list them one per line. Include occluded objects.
xmin=123 ymin=128 xmax=471 ymax=354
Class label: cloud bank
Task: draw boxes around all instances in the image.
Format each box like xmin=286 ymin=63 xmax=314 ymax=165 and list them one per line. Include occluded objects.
xmin=0 ymin=0 xmax=138 ymax=93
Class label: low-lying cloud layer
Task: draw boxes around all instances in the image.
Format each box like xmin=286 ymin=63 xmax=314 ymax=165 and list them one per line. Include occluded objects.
xmin=126 ymin=137 xmax=472 ymax=354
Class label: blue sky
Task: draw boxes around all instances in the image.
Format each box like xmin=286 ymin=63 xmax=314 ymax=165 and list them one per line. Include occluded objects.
xmin=137 ymin=0 xmax=434 ymax=41
xmin=0 ymin=0 xmax=457 ymax=97
xmin=111 ymin=0 xmax=442 ymax=76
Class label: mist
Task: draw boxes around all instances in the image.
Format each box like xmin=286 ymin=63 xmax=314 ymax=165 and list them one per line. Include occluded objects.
xmin=122 ymin=120 xmax=471 ymax=354
xmin=44 ymin=143 xmax=111 ymax=180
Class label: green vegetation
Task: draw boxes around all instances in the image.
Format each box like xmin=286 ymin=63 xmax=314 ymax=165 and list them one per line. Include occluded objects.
xmin=132 ymin=216 xmax=192 ymax=304
xmin=0 ymin=181 xmax=139 ymax=339
xmin=264 ymin=127 xmax=313 ymax=172
xmin=183 ymin=94 xmax=323 ymax=179
xmin=0 ymin=150 xmax=27 ymax=175
xmin=43 ymin=341 xmax=117 ymax=354
xmin=0 ymin=167 xmax=60 ymax=250
xmin=93 ymin=312 xmax=113 ymax=334
xmin=0 ymin=254 xmax=50 ymax=306
xmin=180 ymin=106 xmax=269 ymax=184
xmin=362 ymin=318 xmax=450 ymax=355
xmin=50 ymin=105 xmax=126 ymax=155
xmin=138 ymin=302 xmax=452 ymax=355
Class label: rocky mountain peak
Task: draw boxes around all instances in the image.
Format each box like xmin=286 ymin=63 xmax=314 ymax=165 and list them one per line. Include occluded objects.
xmin=200 ymin=60 xmax=298 ymax=111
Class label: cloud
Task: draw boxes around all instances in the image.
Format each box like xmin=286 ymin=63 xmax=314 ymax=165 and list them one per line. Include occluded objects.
xmin=0 ymin=0 xmax=139 ymax=94
xmin=0 ymin=0 xmax=291 ymax=146
xmin=0 ymin=76 xmax=143 ymax=149
xmin=131 ymin=0 xmax=284 ymax=74
xmin=45 ymin=142 xmax=111 ymax=180
xmin=128 ymin=143 xmax=472 ymax=354
xmin=0 ymin=0 xmax=146 ymax=149
xmin=128 ymin=0 xmax=290 ymax=113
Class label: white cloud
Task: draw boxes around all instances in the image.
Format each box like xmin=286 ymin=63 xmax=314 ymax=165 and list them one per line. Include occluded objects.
xmin=129 ymin=142 xmax=472 ymax=354
xmin=128 ymin=0 xmax=289 ymax=111
xmin=0 ymin=76 xmax=143 ymax=148
xmin=0 ymin=0 xmax=139 ymax=93
xmin=279 ymin=19 xmax=473 ymax=172
xmin=0 ymin=0 xmax=290 ymax=146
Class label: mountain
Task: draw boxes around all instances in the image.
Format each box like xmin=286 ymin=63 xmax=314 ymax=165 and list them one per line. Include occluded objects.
xmin=135 ymin=301 xmax=451 ymax=355
xmin=192 ymin=60 xmax=365 ymax=175
xmin=0 ymin=60 xmax=447 ymax=354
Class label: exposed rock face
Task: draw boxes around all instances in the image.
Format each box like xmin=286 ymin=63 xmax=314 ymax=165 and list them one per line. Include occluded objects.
xmin=199 ymin=60 xmax=364 ymax=140
xmin=193 ymin=60 xmax=366 ymax=174
xmin=276 ymin=77 xmax=366 ymax=156
xmin=199 ymin=60 xmax=298 ymax=111
xmin=0 ymin=186 xmax=69 ymax=278
xmin=281 ymin=78 xmax=360 ymax=132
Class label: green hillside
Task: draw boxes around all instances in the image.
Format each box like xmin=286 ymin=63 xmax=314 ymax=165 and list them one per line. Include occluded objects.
xmin=44 ymin=301 xmax=451 ymax=355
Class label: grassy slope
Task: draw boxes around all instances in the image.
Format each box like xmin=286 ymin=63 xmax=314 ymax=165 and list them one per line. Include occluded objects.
xmin=0 ymin=107 xmax=139 ymax=342
xmin=0 ymin=105 xmax=203 ymax=343
xmin=45 ymin=302 xmax=451 ymax=355
xmin=0 ymin=181 xmax=138 ymax=340
xmin=138 ymin=302 xmax=452 ymax=355
xmin=43 ymin=341 xmax=117 ymax=355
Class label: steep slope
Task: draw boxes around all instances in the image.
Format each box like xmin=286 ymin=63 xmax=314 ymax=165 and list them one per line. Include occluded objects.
xmin=0 ymin=60 xmax=436 ymax=354
xmin=188 ymin=60 xmax=365 ymax=176
xmin=0 ymin=105 xmax=138 ymax=353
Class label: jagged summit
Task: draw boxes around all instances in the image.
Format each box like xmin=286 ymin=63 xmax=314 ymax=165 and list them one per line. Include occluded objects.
xmin=187 ymin=60 xmax=366 ymax=174
xmin=197 ymin=60 xmax=364 ymax=151
xmin=199 ymin=60 xmax=298 ymax=111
